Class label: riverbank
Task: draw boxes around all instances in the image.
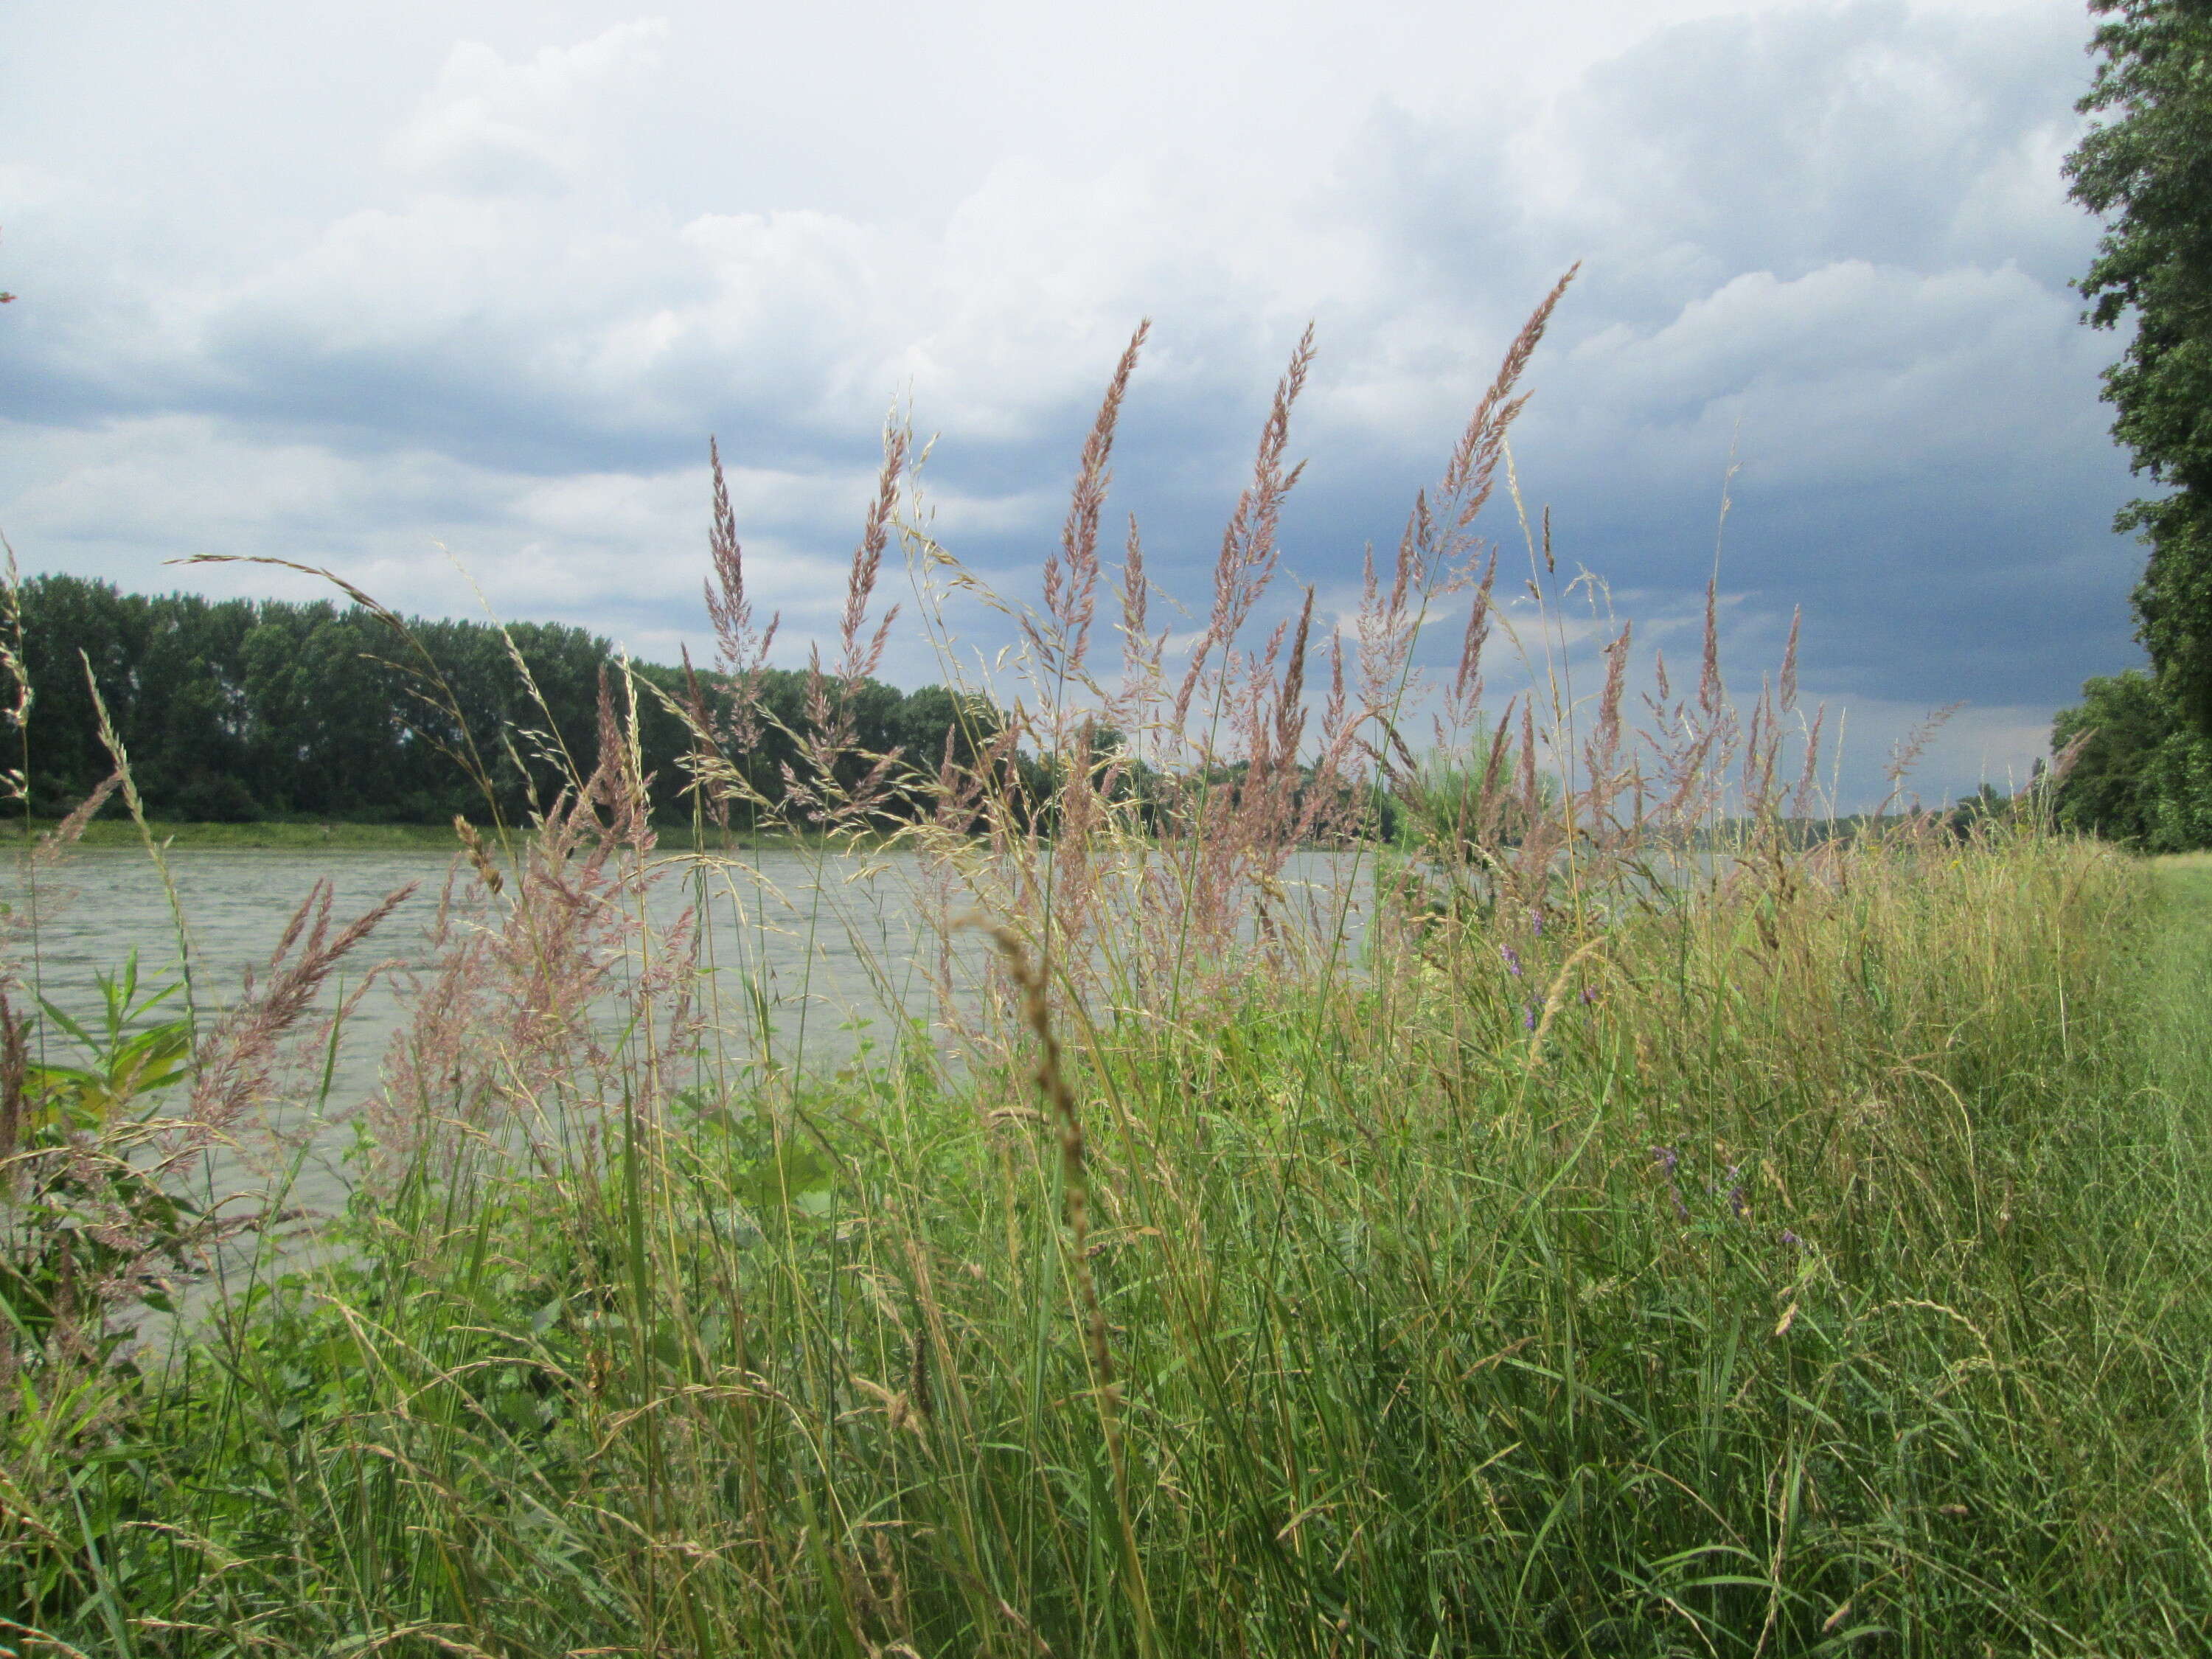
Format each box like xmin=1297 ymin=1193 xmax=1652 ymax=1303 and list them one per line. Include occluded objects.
xmin=18 ymin=815 xmax=881 ymax=852
xmin=7 ymin=832 xmax=2208 ymax=1655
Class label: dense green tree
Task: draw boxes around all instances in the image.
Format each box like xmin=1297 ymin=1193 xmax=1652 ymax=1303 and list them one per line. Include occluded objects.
xmin=2067 ymin=0 xmax=2212 ymax=726
xmin=2050 ymin=667 xmax=2212 ymax=846
xmin=2053 ymin=669 xmax=2171 ymax=841
xmin=18 ymin=574 xmax=137 ymax=808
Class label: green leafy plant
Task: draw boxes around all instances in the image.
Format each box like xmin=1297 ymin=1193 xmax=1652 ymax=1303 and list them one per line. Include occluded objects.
xmin=2 ymin=955 xmax=201 ymax=1360
xmin=26 ymin=950 xmax=191 ymax=1131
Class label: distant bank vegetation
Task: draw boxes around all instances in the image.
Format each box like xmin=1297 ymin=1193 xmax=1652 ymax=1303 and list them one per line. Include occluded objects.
xmin=15 ymin=570 xmax=2153 ymax=852
xmin=15 ymin=574 xmax=1005 ymax=830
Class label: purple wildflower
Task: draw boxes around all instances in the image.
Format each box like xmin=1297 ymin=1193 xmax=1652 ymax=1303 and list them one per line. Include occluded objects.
xmin=1579 ymin=984 xmax=1597 ymax=1006
xmin=1778 ymin=1229 xmax=1803 ymax=1249
xmin=1651 ymin=1147 xmax=1688 ymax=1218
xmin=1501 ymin=945 xmax=1522 ymax=976
xmin=1724 ymin=1163 xmax=1747 ymax=1220
xmin=1522 ymin=1003 xmax=1538 ymax=1030
xmin=1528 ymin=909 xmax=1544 ymax=937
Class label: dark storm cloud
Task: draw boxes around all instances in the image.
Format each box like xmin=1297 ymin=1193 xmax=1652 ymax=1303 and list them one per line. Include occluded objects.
xmin=1304 ymin=0 xmax=2138 ymax=740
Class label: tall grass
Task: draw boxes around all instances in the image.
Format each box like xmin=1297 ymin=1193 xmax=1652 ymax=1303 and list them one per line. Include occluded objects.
xmin=3 ymin=283 xmax=2205 ymax=1657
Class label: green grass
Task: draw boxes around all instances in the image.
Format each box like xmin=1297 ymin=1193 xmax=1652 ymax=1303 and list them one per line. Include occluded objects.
xmin=7 ymin=832 xmax=2211 ymax=1656
xmin=24 ymin=816 xmax=473 ymax=850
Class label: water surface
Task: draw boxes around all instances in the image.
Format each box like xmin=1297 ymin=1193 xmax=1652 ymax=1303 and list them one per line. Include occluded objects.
xmin=6 ymin=845 xmax=959 ymax=1217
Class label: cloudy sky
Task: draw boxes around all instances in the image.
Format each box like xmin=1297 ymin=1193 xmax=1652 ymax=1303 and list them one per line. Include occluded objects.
xmin=1 ymin=0 xmax=2139 ymax=805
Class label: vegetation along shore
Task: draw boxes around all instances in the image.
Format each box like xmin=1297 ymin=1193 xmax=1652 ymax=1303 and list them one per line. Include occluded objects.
xmin=14 ymin=817 xmax=893 ymax=853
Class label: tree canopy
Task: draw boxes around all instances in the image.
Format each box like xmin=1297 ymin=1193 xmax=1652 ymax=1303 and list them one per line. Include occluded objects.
xmin=2067 ymin=0 xmax=2212 ymax=727
xmin=13 ymin=574 xmax=1007 ymax=830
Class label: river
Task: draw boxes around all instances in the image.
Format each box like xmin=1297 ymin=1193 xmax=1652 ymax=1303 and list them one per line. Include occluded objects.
xmin=4 ymin=841 xmax=1380 ymax=1226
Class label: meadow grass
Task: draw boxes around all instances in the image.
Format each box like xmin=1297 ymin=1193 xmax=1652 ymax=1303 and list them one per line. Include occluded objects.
xmin=4 ymin=282 xmax=2205 ymax=1655
xmin=7 ymin=832 xmax=2207 ymax=1656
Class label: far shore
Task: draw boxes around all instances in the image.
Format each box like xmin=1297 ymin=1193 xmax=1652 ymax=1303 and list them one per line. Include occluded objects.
xmin=15 ymin=810 xmax=1956 ymax=858
xmin=11 ymin=816 xmax=859 ymax=853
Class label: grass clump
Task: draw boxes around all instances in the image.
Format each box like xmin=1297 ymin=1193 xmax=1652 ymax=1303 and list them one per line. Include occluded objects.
xmin=4 ymin=281 xmax=2206 ymax=1655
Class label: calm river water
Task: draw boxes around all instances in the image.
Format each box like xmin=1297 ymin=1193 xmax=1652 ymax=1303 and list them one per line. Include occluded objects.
xmin=4 ymin=846 xmax=984 ymax=1224
xmin=5 ymin=844 xmax=1377 ymax=1228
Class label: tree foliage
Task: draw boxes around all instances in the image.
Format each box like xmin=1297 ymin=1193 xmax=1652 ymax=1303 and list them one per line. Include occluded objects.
xmin=2067 ymin=0 xmax=2212 ymax=726
xmin=15 ymin=574 xmax=1006 ymax=828
xmin=2050 ymin=667 xmax=2212 ymax=847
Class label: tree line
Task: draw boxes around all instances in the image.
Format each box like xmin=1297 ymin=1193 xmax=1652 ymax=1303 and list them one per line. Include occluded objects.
xmin=2047 ymin=0 xmax=2212 ymax=850
xmin=13 ymin=573 xmax=1004 ymax=829
xmin=7 ymin=565 xmax=2145 ymax=845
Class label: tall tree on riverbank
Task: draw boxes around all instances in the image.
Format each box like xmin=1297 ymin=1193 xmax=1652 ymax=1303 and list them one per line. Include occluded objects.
xmin=2067 ymin=0 xmax=2212 ymax=727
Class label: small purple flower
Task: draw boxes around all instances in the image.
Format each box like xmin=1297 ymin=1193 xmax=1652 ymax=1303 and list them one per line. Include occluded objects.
xmin=1724 ymin=1164 xmax=1747 ymax=1220
xmin=1528 ymin=909 xmax=1545 ymax=936
xmin=1500 ymin=945 xmax=1522 ymax=976
xmin=1652 ymin=1147 xmax=1688 ymax=1218
xmin=1778 ymin=1229 xmax=1803 ymax=1249
xmin=1523 ymin=1003 xmax=1539 ymax=1031
xmin=1579 ymin=984 xmax=1597 ymax=1006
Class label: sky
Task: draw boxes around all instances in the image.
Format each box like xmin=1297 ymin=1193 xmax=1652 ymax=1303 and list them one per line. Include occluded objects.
xmin=0 ymin=0 xmax=2142 ymax=807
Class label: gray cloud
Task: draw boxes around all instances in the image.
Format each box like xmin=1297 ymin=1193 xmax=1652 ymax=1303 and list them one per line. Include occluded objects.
xmin=1318 ymin=1 xmax=2137 ymax=758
